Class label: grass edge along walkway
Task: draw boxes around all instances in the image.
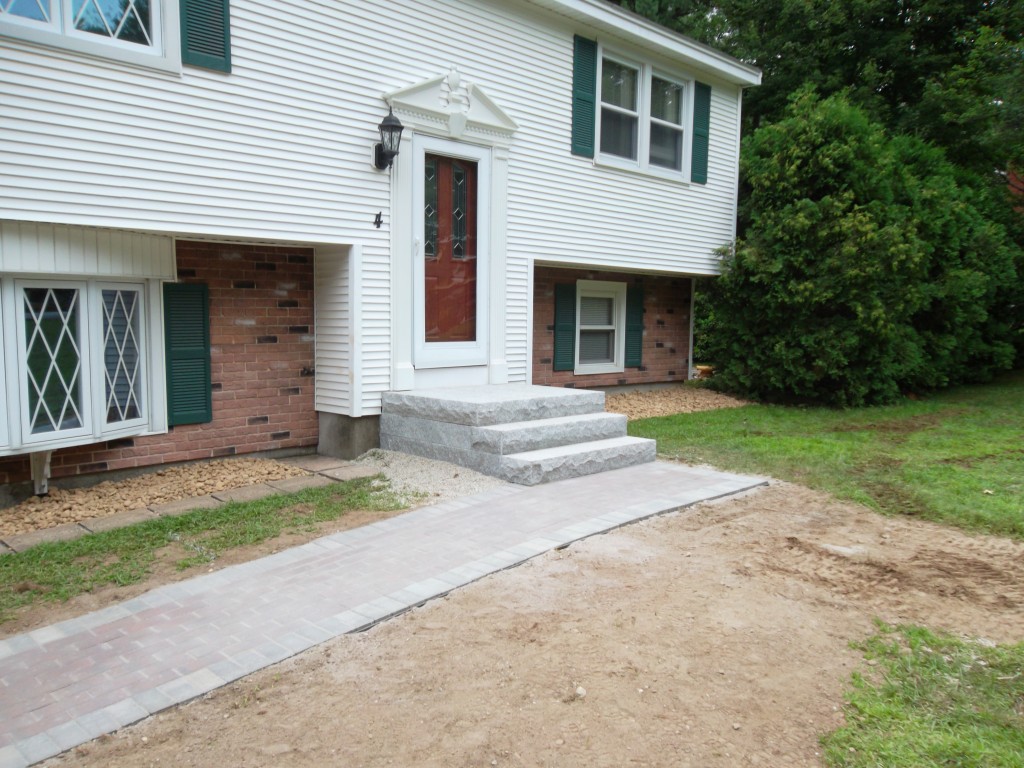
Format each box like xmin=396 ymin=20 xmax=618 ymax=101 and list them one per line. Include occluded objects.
xmin=0 ymin=475 xmax=411 ymax=624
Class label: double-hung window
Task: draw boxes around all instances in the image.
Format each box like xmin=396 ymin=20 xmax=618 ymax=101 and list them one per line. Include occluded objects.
xmin=576 ymin=281 xmax=626 ymax=374
xmin=572 ymin=36 xmax=712 ymax=184
xmin=598 ymin=54 xmax=688 ymax=176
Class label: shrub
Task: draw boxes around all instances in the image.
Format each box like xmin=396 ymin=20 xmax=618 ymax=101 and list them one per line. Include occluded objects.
xmin=704 ymin=89 xmax=1020 ymax=406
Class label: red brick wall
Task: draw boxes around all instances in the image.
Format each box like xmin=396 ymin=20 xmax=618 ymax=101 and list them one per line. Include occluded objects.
xmin=532 ymin=266 xmax=693 ymax=388
xmin=0 ymin=241 xmax=318 ymax=485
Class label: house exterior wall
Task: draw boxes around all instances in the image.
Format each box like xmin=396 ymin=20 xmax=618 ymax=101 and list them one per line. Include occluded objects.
xmin=0 ymin=0 xmax=754 ymax=416
xmin=0 ymin=241 xmax=317 ymax=485
xmin=532 ymin=265 xmax=693 ymax=388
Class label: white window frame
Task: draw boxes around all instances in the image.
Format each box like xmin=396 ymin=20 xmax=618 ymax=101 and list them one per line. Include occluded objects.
xmin=0 ymin=0 xmax=181 ymax=73
xmin=574 ymin=279 xmax=626 ymax=376
xmin=2 ymin=277 xmax=156 ymax=454
xmin=596 ymin=46 xmax=692 ymax=182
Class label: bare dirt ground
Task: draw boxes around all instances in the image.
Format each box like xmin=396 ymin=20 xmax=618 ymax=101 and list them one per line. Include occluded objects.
xmin=7 ymin=384 xmax=1021 ymax=767
xmin=45 ymin=482 xmax=1024 ymax=768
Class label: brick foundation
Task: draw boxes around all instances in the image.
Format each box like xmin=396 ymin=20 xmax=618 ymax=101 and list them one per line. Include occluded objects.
xmin=532 ymin=266 xmax=693 ymax=388
xmin=0 ymin=241 xmax=318 ymax=485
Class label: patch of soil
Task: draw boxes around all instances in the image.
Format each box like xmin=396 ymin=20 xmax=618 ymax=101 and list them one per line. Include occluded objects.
xmin=0 ymin=458 xmax=309 ymax=536
xmin=46 ymin=482 xmax=1024 ymax=768
xmin=605 ymin=384 xmax=748 ymax=420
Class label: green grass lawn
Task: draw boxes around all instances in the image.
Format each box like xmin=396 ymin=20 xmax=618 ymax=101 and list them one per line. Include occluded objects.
xmin=823 ymin=624 xmax=1024 ymax=768
xmin=630 ymin=370 xmax=1024 ymax=539
xmin=0 ymin=475 xmax=411 ymax=624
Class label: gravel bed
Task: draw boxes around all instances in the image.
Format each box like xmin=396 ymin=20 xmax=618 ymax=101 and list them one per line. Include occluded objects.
xmin=354 ymin=449 xmax=509 ymax=502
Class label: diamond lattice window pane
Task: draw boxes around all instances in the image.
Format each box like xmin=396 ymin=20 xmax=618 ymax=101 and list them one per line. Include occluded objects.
xmin=103 ymin=289 xmax=142 ymax=424
xmin=23 ymin=287 xmax=84 ymax=435
xmin=72 ymin=0 xmax=151 ymax=45
xmin=1 ymin=0 xmax=51 ymax=21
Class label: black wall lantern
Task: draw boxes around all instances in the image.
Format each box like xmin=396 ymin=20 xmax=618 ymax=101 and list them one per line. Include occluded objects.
xmin=374 ymin=107 xmax=404 ymax=170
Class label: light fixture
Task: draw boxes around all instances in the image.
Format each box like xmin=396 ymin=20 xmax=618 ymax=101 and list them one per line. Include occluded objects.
xmin=374 ymin=106 xmax=404 ymax=170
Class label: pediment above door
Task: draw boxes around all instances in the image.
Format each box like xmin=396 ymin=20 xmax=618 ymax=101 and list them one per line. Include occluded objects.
xmin=385 ymin=68 xmax=518 ymax=144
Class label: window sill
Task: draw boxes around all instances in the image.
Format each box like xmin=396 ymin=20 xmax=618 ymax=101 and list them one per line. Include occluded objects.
xmin=1 ymin=20 xmax=181 ymax=75
xmin=574 ymin=363 xmax=624 ymax=376
xmin=593 ymin=154 xmax=692 ymax=186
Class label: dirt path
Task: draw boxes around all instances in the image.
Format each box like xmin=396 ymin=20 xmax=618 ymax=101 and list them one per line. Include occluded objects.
xmin=46 ymin=482 xmax=1024 ymax=768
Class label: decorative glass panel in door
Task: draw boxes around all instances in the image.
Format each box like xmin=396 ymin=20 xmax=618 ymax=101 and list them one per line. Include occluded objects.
xmin=424 ymin=153 xmax=477 ymax=342
xmin=23 ymin=287 xmax=84 ymax=434
xmin=102 ymin=288 xmax=143 ymax=424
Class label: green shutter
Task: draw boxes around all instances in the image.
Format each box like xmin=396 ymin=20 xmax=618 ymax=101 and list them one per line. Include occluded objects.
xmin=553 ymin=283 xmax=577 ymax=371
xmin=571 ymin=36 xmax=598 ymax=158
xmin=691 ymin=82 xmax=711 ymax=184
xmin=164 ymin=282 xmax=212 ymax=426
xmin=625 ymin=285 xmax=644 ymax=368
xmin=181 ymin=0 xmax=231 ymax=72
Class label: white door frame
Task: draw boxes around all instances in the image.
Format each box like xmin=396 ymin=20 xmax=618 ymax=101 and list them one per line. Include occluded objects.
xmin=411 ymin=135 xmax=491 ymax=371
xmin=386 ymin=69 xmax=516 ymax=391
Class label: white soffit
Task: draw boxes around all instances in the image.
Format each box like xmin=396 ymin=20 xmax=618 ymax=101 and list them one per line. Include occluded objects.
xmin=526 ymin=0 xmax=762 ymax=87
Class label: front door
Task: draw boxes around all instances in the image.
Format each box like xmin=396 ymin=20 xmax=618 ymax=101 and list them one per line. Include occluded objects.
xmin=413 ymin=136 xmax=490 ymax=372
xmin=424 ymin=154 xmax=477 ymax=344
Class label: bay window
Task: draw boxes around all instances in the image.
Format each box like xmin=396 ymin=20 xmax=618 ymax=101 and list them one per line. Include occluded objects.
xmin=1 ymin=278 xmax=153 ymax=452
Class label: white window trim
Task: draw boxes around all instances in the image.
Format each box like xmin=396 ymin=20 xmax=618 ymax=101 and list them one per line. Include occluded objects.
xmin=574 ymin=279 xmax=626 ymax=376
xmin=1 ymin=276 xmax=161 ymax=456
xmin=596 ymin=45 xmax=692 ymax=183
xmin=0 ymin=0 xmax=181 ymax=74
xmin=411 ymin=134 xmax=492 ymax=370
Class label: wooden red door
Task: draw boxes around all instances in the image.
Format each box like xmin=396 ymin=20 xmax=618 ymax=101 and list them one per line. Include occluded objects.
xmin=424 ymin=154 xmax=477 ymax=342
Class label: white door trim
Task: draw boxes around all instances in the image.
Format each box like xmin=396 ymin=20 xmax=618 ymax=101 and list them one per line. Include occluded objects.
xmin=412 ymin=135 xmax=491 ymax=370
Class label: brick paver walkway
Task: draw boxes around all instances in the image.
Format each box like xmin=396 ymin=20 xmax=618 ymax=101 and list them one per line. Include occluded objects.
xmin=0 ymin=461 xmax=765 ymax=768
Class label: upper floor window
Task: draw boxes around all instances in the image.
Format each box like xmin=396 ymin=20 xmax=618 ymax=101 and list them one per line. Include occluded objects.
xmin=599 ymin=54 xmax=687 ymax=175
xmin=3 ymin=0 xmax=155 ymax=45
xmin=2 ymin=0 xmax=231 ymax=73
xmin=572 ymin=35 xmax=712 ymax=184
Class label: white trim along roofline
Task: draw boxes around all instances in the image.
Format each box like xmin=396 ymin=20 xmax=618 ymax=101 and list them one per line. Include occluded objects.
xmin=526 ymin=0 xmax=762 ymax=87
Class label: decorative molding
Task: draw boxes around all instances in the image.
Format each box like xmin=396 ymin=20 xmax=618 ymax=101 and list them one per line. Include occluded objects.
xmin=385 ymin=68 xmax=518 ymax=143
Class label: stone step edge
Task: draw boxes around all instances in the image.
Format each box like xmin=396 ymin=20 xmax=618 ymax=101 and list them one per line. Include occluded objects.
xmin=497 ymin=436 xmax=657 ymax=485
xmin=380 ymin=389 xmax=606 ymax=427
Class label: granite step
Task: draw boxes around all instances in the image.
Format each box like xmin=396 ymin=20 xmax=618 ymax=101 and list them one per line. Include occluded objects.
xmin=472 ymin=412 xmax=628 ymax=455
xmin=381 ymin=384 xmax=604 ymax=427
xmin=498 ymin=436 xmax=657 ymax=486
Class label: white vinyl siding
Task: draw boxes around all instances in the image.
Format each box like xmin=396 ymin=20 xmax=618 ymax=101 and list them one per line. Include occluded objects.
xmin=0 ymin=289 xmax=7 ymax=448
xmin=0 ymin=221 xmax=175 ymax=277
xmin=313 ymin=245 xmax=352 ymax=415
xmin=0 ymin=0 xmax=751 ymax=412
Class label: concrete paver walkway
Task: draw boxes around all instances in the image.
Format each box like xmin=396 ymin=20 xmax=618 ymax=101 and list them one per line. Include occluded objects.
xmin=0 ymin=461 xmax=766 ymax=768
